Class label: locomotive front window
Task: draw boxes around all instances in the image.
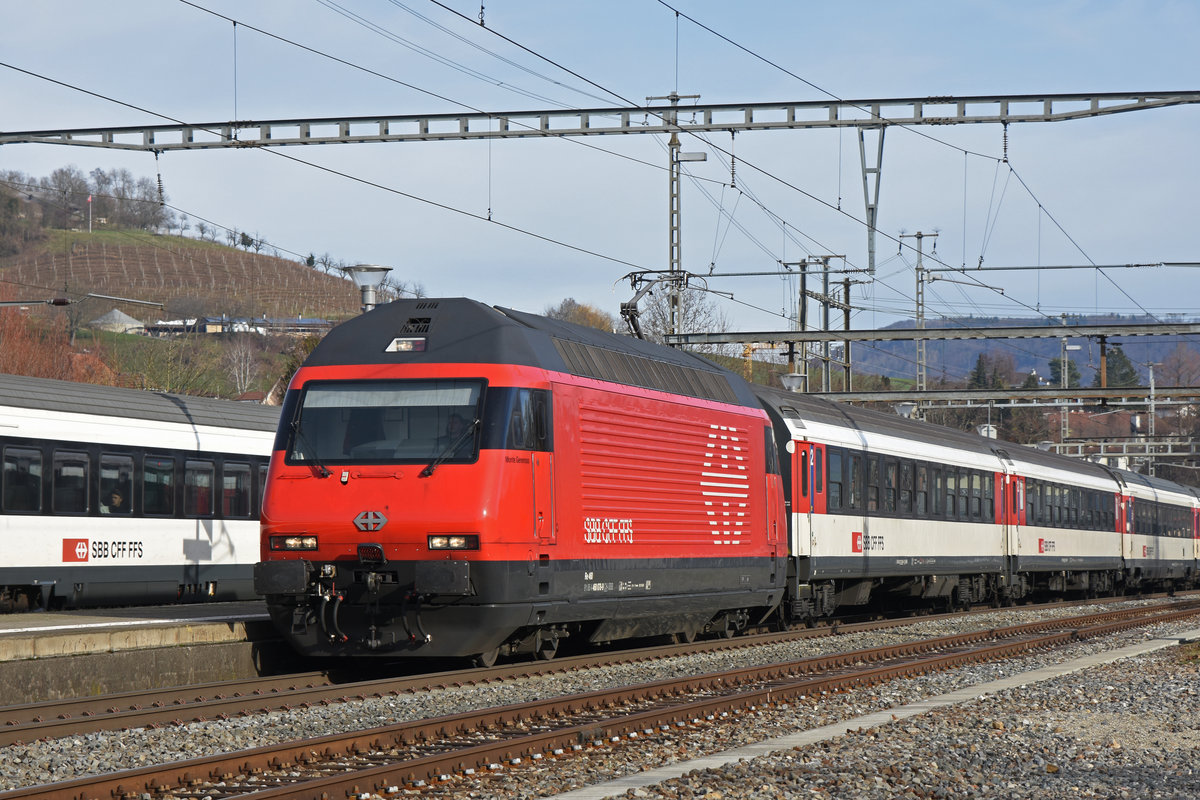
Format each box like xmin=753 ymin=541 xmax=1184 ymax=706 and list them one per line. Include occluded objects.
xmin=287 ymin=379 xmax=485 ymax=465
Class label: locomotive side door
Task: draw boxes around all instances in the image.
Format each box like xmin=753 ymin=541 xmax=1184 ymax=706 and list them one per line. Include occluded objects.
xmin=530 ymin=391 xmax=555 ymax=546
xmin=534 ymin=450 xmax=554 ymax=545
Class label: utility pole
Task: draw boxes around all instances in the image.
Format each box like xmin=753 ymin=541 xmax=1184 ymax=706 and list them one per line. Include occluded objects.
xmin=648 ymin=92 xmax=703 ymax=336
xmin=782 ymin=255 xmax=846 ymax=392
xmin=1059 ymin=315 xmax=1082 ymax=442
xmin=1148 ymin=361 xmax=1159 ymax=476
xmin=858 ymin=127 xmax=885 ymax=275
xmin=901 ymin=231 xmax=937 ymax=417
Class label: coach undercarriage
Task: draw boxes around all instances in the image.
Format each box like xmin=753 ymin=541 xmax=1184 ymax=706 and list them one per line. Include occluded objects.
xmin=780 ymin=563 xmax=1180 ymax=624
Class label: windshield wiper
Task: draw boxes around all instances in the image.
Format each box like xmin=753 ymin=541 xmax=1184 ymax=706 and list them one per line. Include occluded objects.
xmin=291 ymin=417 xmax=331 ymax=478
xmin=420 ymin=418 xmax=479 ymax=478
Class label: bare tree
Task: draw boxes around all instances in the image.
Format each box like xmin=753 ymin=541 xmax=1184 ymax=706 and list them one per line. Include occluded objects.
xmin=40 ymin=165 xmax=89 ymax=228
xmin=1160 ymin=343 xmax=1200 ymax=387
xmin=544 ymin=297 xmax=618 ymax=332
xmin=638 ymin=286 xmax=733 ymax=355
xmin=223 ymin=333 xmax=260 ymax=395
xmin=380 ymin=274 xmax=426 ymax=302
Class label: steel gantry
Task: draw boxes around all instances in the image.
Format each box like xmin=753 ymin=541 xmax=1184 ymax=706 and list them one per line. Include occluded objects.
xmin=6 ymin=91 xmax=1199 ymax=283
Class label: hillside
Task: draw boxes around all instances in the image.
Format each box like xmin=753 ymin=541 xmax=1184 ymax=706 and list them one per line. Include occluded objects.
xmin=0 ymin=229 xmax=360 ymax=323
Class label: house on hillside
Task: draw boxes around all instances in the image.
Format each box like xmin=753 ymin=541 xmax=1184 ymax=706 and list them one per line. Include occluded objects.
xmin=143 ymin=315 xmax=332 ymax=338
xmin=89 ymin=308 xmax=144 ymax=334
xmin=143 ymin=318 xmax=200 ymax=336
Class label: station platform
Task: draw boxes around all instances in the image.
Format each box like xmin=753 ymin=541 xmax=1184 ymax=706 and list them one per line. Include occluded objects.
xmin=0 ymin=602 xmax=291 ymax=704
xmin=0 ymin=600 xmax=273 ymax=662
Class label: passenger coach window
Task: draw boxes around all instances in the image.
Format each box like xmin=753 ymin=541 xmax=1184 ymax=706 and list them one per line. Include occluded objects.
xmin=944 ymin=471 xmax=957 ymax=518
xmin=970 ymin=472 xmax=982 ymax=520
xmin=899 ymin=461 xmax=913 ymax=514
xmin=3 ymin=447 xmax=42 ymax=513
xmin=813 ymin=449 xmax=823 ymax=493
xmin=99 ymin=454 xmax=134 ymax=514
xmin=184 ymin=460 xmax=214 ymax=516
xmin=915 ymin=465 xmax=928 ymax=515
xmin=827 ymin=450 xmax=843 ymax=510
xmin=847 ymin=454 xmax=863 ymax=510
xmin=222 ymin=462 xmax=252 ymax=517
xmin=52 ymin=450 xmax=89 ymax=514
xmin=866 ymin=456 xmax=880 ymax=512
xmin=884 ymin=460 xmax=898 ymax=514
xmin=144 ymin=456 xmax=175 ymax=516
xmin=799 ymin=450 xmax=808 ymax=498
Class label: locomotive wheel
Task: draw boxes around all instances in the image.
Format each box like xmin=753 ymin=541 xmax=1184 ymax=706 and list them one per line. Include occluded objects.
xmin=474 ymin=647 xmax=500 ymax=668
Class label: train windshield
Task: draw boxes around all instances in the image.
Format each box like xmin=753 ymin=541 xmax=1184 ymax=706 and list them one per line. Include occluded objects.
xmin=286 ymin=379 xmax=484 ymax=465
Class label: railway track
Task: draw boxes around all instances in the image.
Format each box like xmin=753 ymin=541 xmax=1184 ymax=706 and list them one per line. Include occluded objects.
xmin=4 ymin=599 xmax=1197 ymax=800
xmin=1 ymin=592 xmax=1169 ymax=747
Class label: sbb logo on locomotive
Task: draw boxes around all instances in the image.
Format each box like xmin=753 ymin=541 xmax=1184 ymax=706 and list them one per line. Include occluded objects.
xmin=583 ymin=517 xmax=634 ymax=544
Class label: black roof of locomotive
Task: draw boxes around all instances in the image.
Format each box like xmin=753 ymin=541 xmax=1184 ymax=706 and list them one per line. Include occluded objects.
xmin=303 ymin=298 xmax=763 ymax=409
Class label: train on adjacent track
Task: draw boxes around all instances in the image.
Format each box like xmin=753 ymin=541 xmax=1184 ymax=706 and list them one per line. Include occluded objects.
xmin=254 ymin=298 xmax=1199 ymax=665
xmin=0 ymin=374 xmax=278 ymax=611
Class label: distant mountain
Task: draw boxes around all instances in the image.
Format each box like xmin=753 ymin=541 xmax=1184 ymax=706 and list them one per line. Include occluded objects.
xmin=849 ymin=314 xmax=1200 ymax=386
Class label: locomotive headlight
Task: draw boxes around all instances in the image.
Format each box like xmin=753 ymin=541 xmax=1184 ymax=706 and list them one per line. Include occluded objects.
xmin=270 ymin=535 xmax=319 ymax=551
xmin=428 ymin=534 xmax=479 ymax=550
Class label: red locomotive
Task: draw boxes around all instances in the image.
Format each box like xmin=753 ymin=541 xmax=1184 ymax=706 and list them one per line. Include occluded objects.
xmin=255 ymin=298 xmax=787 ymax=664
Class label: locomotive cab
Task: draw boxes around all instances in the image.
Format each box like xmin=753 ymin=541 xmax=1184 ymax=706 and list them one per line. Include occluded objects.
xmin=257 ymin=373 xmax=553 ymax=659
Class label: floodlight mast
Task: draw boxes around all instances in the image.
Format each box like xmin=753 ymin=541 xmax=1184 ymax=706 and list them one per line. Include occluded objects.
xmin=344 ymin=264 xmax=391 ymax=313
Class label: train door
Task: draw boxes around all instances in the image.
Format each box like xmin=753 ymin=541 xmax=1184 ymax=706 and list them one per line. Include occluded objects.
xmin=1193 ymin=506 xmax=1199 ymax=566
xmin=530 ymin=392 xmax=555 ymax=546
xmin=1119 ymin=494 xmax=1133 ymax=561
xmin=790 ymin=442 xmax=824 ymax=557
xmin=1000 ymin=472 xmax=1024 ymax=559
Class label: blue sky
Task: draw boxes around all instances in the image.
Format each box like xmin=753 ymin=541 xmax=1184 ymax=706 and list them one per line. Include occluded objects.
xmin=2 ymin=1 xmax=1198 ymax=343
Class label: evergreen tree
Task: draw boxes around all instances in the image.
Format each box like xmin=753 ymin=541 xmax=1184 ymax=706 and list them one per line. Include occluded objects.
xmin=967 ymin=354 xmax=991 ymax=389
xmin=1095 ymin=345 xmax=1140 ymax=387
xmin=1047 ymin=357 xmax=1081 ymax=388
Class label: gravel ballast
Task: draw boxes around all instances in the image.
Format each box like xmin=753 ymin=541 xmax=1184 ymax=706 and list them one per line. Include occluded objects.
xmin=1 ymin=599 xmax=1197 ymax=798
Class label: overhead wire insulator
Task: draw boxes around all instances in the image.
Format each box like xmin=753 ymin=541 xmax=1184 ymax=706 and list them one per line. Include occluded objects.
xmin=729 ymin=130 xmax=737 ymax=189
xmin=154 ymin=151 xmax=164 ymax=207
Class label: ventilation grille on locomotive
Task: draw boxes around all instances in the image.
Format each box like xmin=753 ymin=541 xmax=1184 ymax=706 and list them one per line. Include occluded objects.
xmin=552 ymin=338 xmax=738 ymax=404
xmin=399 ymin=317 xmax=432 ymax=334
